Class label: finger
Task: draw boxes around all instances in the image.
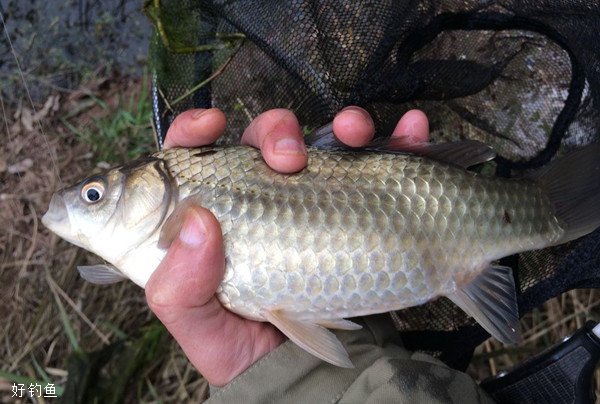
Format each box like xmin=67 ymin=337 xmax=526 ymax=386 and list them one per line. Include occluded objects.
xmin=145 ymin=206 xmax=284 ymax=385
xmin=146 ymin=206 xmax=224 ymax=322
xmin=164 ymin=108 xmax=227 ymax=149
xmin=241 ymin=109 xmax=308 ymax=174
xmin=391 ymin=109 xmax=430 ymax=142
xmin=331 ymin=106 xmax=376 ymax=147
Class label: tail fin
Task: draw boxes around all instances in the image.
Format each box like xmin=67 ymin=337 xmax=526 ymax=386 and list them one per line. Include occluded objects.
xmin=537 ymin=143 xmax=600 ymax=244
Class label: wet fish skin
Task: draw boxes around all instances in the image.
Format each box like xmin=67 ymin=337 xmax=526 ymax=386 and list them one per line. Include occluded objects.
xmin=42 ymin=142 xmax=600 ymax=366
xmin=161 ymin=146 xmax=560 ymax=320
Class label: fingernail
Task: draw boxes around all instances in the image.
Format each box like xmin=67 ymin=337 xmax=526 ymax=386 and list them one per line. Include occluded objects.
xmin=179 ymin=211 xmax=207 ymax=246
xmin=273 ymin=137 xmax=306 ymax=155
xmin=339 ymin=106 xmax=370 ymax=120
xmin=192 ymin=109 xmax=209 ymax=119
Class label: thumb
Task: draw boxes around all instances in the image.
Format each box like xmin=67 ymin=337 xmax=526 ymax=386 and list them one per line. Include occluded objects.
xmin=145 ymin=205 xmax=224 ymax=328
xmin=145 ymin=206 xmax=286 ymax=386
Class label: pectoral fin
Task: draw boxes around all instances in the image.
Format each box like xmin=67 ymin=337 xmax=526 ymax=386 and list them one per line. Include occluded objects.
xmin=264 ymin=310 xmax=354 ymax=368
xmin=77 ymin=264 xmax=126 ymax=284
xmin=448 ymin=265 xmax=521 ymax=344
xmin=158 ymin=198 xmax=201 ymax=249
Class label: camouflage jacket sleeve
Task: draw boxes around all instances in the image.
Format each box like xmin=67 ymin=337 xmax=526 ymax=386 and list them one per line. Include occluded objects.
xmin=206 ymin=314 xmax=494 ymax=404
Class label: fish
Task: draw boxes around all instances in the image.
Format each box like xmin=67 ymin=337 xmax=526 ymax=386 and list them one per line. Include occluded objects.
xmin=42 ymin=130 xmax=600 ymax=368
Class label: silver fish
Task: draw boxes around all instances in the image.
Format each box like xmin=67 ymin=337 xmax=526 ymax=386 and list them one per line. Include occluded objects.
xmin=42 ymin=136 xmax=600 ymax=367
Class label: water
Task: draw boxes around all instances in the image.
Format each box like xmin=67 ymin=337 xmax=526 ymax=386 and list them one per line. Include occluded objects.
xmin=0 ymin=0 xmax=151 ymax=103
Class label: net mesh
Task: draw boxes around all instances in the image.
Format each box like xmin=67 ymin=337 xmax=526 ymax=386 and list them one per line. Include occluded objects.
xmin=146 ymin=0 xmax=600 ymax=370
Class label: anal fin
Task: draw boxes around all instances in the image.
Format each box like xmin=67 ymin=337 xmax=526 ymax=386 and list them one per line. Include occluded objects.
xmin=448 ymin=265 xmax=521 ymax=344
xmin=264 ymin=310 xmax=354 ymax=368
xmin=317 ymin=318 xmax=362 ymax=330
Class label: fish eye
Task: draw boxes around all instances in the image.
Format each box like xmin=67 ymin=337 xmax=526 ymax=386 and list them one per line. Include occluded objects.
xmin=81 ymin=180 xmax=105 ymax=204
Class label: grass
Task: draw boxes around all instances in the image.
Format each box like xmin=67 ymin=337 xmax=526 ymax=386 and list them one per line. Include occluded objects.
xmin=59 ymin=72 xmax=156 ymax=164
xmin=468 ymin=290 xmax=600 ymax=382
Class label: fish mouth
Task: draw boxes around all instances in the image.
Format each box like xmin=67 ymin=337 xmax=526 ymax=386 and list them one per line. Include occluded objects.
xmin=42 ymin=193 xmax=71 ymax=237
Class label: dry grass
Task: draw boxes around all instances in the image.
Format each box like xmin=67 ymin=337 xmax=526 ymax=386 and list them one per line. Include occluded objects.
xmin=0 ymin=77 xmax=208 ymax=403
xmin=1 ymin=76 xmax=599 ymax=402
xmin=468 ymin=289 xmax=600 ymax=396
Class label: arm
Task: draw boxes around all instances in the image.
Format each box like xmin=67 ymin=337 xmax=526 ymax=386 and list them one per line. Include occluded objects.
xmin=208 ymin=315 xmax=494 ymax=404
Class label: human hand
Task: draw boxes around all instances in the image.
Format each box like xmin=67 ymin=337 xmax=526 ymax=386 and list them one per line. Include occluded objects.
xmin=145 ymin=107 xmax=429 ymax=386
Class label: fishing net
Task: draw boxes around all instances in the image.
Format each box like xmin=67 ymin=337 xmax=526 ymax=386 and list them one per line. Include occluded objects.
xmin=146 ymin=0 xmax=600 ymax=371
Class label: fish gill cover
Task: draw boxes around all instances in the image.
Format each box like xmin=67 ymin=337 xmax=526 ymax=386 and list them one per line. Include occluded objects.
xmin=145 ymin=0 xmax=600 ymax=370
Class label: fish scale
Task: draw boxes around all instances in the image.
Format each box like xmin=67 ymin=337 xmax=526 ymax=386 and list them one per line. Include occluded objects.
xmin=43 ymin=140 xmax=600 ymax=367
xmin=158 ymin=146 xmax=562 ymax=321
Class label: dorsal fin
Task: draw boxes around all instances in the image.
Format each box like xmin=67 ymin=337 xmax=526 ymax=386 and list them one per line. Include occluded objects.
xmin=305 ymin=123 xmax=495 ymax=168
xmin=304 ymin=122 xmax=343 ymax=148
